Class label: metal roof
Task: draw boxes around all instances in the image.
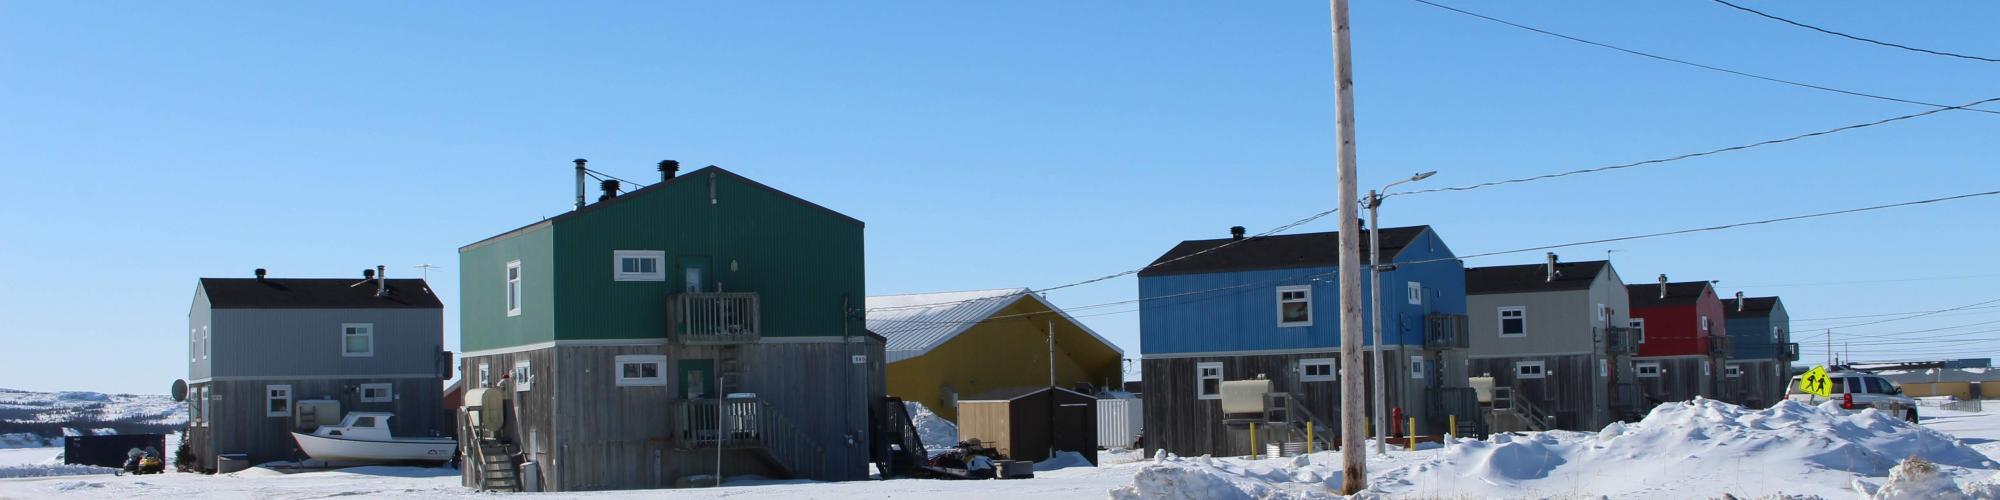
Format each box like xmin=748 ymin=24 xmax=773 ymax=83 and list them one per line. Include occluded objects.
xmin=865 ymin=288 xmax=1123 ymax=364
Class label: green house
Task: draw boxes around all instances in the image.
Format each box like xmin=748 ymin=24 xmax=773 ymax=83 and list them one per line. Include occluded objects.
xmin=457 ymin=163 xmax=886 ymax=492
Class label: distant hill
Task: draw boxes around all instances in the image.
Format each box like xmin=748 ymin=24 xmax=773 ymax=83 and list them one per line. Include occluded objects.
xmin=0 ymin=389 xmax=185 ymax=448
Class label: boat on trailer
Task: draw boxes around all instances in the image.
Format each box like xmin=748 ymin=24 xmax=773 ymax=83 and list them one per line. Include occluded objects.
xmin=291 ymin=412 xmax=456 ymax=463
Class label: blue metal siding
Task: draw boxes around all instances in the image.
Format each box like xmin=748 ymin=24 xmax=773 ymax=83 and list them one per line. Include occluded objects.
xmin=1138 ymin=228 xmax=1466 ymax=355
xmin=1727 ymin=303 xmax=1787 ymax=360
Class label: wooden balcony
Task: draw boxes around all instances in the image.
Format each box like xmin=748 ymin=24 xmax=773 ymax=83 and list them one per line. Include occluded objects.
xmin=1424 ymin=313 xmax=1470 ymax=350
xmin=667 ymin=292 xmax=760 ymax=344
xmin=1604 ymin=327 xmax=1640 ymax=355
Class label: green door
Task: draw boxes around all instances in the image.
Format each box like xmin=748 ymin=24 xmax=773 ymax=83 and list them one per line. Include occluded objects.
xmin=679 ymin=359 xmax=715 ymax=400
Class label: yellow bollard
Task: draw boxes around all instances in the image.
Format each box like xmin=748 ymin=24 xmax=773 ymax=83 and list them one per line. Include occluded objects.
xmin=1449 ymin=415 xmax=1457 ymax=440
xmin=1250 ymin=422 xmax=1259 ymax=459
xmin=1407 ymin=417 xmax=1417 ymax=451
xmin=1307 ymin=420 xmax=1315 ymax=454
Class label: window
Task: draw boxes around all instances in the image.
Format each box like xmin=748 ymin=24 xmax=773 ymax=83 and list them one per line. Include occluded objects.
xmin=1702 ymin=360 xmax=1712 ymax=376
xmin=1197 ymin=362 xmax=1223 ymax=400
xmin=1865 ymin=377 xmax=1890 ymax=394
xmin=505 ymin=260 xmax=523 ymax=317
xmin=1636 ymin=363 xmax=1661 ymax=378
xmin=202 ymin=325 xmax=209 ymax=360
xmin=341 ymin=323 xmax=374 ymax=357
xmin=615 ymin=354 xmax=668 ymax=387
xmin=1300 ymin=358 xmax=1336 ymax=382
xmin=1700 ymin=315 xmax=1711 ymax=333
xmin=1599 ymin=359 xmax=1609 ymax=377
xmin=1407 ymin=282 xmax=1422 ymax=305
xmin=1630 ymin=318 xmax=1646 ymax=343
xmin=478 ymin=362 xmax=491 ymax=388
xmin=199 ymin=387 xmax=210 ymax=427
xmin=359 ymin=383 xmax=393 ymax=403
xmin=1277 ymin=286 xmax=1312 ymax=327
xmin=352 ymin=416 xmax=377 ymax=428
xmin=1409 ymin=355 xmax=1425 ymax=379
xmin=1498 ymin=307 xmax=1527 ymax=337
xmin=1725 ymin=365 xmax=1742 ymax=378
xmin=266 ymin=385 xmax=292 ymax=417
xmin=513 ymin=360 xmax=533 ymax=392
xmin=1596 ymin=303 xmax=1606 ymax=321
xmin=189 ymin=386 xmax=204 ymax=425
xmin=613 ymin=250 xmax=666 ymax=282
xmin=1515 ymin=361 xmax=1547 ymax=379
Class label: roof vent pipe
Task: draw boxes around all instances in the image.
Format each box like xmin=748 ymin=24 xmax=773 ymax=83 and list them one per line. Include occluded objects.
xmin=659 ymin=160 xmax=680 ymax=182
xmin=600 ymin=179 xmax=620 ymax=201
xmin=375 ymin=265 xmax=387 ymax=297
xmin=1544 ymin=252 xmax=1558 ymax=282
xmin=1658 ymin=274 xmax=1669 ymax=299
xmin=255 ymin=268 xmax=267 ymax=281
xmin=363 ymin=268 xmax=375 ymax=279
xmin=1736 ymin=291 xmax=1745 ymax=312
xmin=1230 ymin=226 xmax=1246 ymax=240
xmin=573 ymin=159 xmax=588 ymax=210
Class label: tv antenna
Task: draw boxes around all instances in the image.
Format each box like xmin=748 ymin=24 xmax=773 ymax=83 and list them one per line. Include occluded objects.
xmin=414 ymin=264 xmax=445 ymax=280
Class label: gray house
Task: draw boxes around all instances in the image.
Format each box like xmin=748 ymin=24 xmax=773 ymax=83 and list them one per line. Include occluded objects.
xmin=185 ymin=268 xmax=449 ymax=470
xmin=1464 ymin=259 xmax=1640 ymax=432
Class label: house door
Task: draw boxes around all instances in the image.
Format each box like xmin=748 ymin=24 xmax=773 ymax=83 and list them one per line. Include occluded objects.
xmin=679 ymin=359 xmax=715 ymax=400
xmin=678 ymin=256 xmax=711 ymax=293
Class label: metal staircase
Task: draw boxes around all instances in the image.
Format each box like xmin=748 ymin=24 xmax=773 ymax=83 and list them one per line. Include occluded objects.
xmin=876 ymin=397 xmax=928 ymax=478
xmin=1262 ymin=392 xmax=1337 ymax=453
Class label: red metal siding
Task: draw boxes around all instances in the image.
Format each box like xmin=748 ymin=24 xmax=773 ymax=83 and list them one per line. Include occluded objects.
xmin=1633 ymin=289 xmax=1727 ymax=357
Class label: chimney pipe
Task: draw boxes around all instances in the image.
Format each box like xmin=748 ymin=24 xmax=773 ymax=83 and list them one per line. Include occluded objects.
xmin=375 ymin=265 xmax=387 ymax=297
xmin=659 ymin=160 xmax=680 ymax=182
xmin=573 ymin=159 xmax=588 ymax=210
xmin=363 ymin=268 xmax=375 ymax=279
xmin=1230 ymin=226 xmax=1246 ymax=240
xmin=1544 ymin=252 xmax=1558 ymax=282
xmin=1736 ymin=291 xmax=1745 ymax=312
xmin=600 ymin=179 xmax=620 ymax=201
xmin=1657 ymin=274 xmax=1669 ymax=299
xmin=255 ymin=268 xmax=267 ymax=281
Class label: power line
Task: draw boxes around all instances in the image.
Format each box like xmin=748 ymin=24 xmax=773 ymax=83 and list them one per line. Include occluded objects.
xmin=1404 ymin=0 xmax=2000 ymax=114
xmin=1731 ymin=272 xmax=2000 ymax=289
xmin=1390 ymin=96 xmax=2000 ymax=197
xmin=1711 ymin=0 xmax=2000 ymax=63
xmin=1813 ymin=296 xmax=2000 ymax=331
xmin=1792 ymin=305 xmax=2000 ymax=323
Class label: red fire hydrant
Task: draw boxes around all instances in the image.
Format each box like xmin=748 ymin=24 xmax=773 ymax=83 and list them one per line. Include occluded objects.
xmin=1391 ymin=407 xmax=1406 ymax=438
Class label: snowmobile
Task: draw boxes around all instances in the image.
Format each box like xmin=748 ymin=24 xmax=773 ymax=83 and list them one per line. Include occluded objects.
xmin=119 ymin=450 xmax=165 ymax=475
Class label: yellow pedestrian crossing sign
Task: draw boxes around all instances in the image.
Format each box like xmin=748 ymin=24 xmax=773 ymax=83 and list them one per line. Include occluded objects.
xmin=1800 ymin=365 xmax=1833 ymax=398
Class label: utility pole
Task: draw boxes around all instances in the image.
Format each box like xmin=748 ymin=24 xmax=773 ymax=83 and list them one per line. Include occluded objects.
xmin=1367 ymin=196 xmax=1386 ymax=456
xmin=1826 ymin=329 xmax=1832 ymax=367
xmin=1328 ymin=0 xmax=1367 ymax=493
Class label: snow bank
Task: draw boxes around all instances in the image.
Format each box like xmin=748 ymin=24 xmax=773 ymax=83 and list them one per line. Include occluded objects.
xmin=904 ymin=401 xmax=959 ymax=453
xmin=1859 ymin=457 xmax=2000 ymax=500
xmin=0 ymin=463 xmax=116 ymax=479
xmin=1036 ymin=451 xmax=1094 ymax=471
xmin=0 ymin=433 xmax=52 ymax=449
xmin=1113 ymin=398 xmax=1998 ymax=499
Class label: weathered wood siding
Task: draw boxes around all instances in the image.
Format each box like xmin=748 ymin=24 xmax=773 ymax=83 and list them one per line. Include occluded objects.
xmin=1723 ymin=359 xmax=1786 ymax=409
xmin=1632 ymin=356 xmax=1713 ymax=407
xmin=957 ymin=401 xmax=1013 ymax=457
xmin=1469 ymin=353 xmax=1613 ymax=430
xmin=1143 ymin=351 xmax=1457 ymax=458
xmin=193 ymin=377 xmax=445 ymax=468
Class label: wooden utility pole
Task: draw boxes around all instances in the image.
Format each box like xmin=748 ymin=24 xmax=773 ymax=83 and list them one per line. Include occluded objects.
xmin=1329 ymin=0 xmax=1367 ymax=494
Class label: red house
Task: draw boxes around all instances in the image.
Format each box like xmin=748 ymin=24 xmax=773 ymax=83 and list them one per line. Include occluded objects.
xmin=1626 ymin=279 xmax=1729 ymax=405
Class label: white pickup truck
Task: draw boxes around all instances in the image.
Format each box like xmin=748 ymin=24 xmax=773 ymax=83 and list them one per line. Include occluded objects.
xmin=1785 ymin=370 xmax=1919 ymax=422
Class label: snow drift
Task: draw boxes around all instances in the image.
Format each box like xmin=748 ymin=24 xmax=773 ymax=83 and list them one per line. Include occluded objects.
xmin=1112 ymin=398 xmax=1998 ymax=499
xmin=904 ymin=401 xmax=959 ymax=454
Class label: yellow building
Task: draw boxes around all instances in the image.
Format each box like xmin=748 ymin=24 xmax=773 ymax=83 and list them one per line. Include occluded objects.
xmin=867 ymin=288 xmax=1126 ymax=423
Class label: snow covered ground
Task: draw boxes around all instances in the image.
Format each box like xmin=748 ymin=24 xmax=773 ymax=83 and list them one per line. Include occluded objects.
xmin=3 ymin=398 xmax=2000 ymax=498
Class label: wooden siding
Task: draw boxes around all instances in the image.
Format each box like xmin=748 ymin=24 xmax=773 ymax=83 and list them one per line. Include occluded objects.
xmin=189 ymin=377 xmax=446 ymax=469
xmin=1722 ymin=359 xmax=1787 ymax=408
xmin=1143 ymin=351 xmax=1467 ymax=458
xmin=1469 ymin=354 xmax=1617 ymax=430
xmin=461 ymin=337 xmax=884 ymax=492
xmin=956 ymin=401 xmax=1012 ymax=457
xmin=956 ymin=390 xmax=1096 ymax=463
xmin=1631 ymin=356 xmax=1714 ymax=407
xmin=886 ymin=299 xmax=1124 ymax=423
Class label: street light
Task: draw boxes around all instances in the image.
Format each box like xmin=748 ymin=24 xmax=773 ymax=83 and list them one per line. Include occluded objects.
xmin=1367 ymin=170 xmax=1435 ymax=455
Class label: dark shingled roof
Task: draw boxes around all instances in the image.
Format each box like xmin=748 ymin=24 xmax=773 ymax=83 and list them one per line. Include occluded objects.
xmin=1137 ymin=226 xmax=1430 ymax=278
xmin=461 ymin=165 xmax=863 ymax=253
xmin=200 ymin=278 xmax=443 ymax=309
xmin=1626 ymin=281 xmax=1713 ymax=309
xmin=1724 ymin=296 xmax=1783 ymax=317
xmin=1465 ymin=261 xmax=1608 ymax=295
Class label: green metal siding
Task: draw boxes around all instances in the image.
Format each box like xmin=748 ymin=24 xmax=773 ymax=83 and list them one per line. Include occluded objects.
xmin=459 ymin=223 xmax=557 ymax=352
xmin=552 ymin=170 xmax=864 ymax=341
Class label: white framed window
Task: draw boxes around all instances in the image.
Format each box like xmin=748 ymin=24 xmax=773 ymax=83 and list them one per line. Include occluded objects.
xmin=1630 ymin=318 xmax=1646 ymax=343
xmin=1636 ymin=362 xmax=1661 ymax=378
xmin=1702 ymin=360 xmax=1712 ymax=376
xmin=505 ymin=260 xmax=523 ymax=317
xmin=1596 ymin=303 xmax=1606 ymax=321
xmin=1700 ymin=315 xmax=1711 ymax=333
xmin=359 ymin=383 xmax=393 ymax=403
xmin=266 ymin=385 xmax=292 ymax=417
xmin=1196 ymin=362 xmax=1223 ymax=400
xmin=199 ymin=387 xmax=211 ymax=427
xmin=1498 ymin=306 xmax=1527 ymax=337
xmin=1407 ymin=282 xmax=1422 ymax=305
xmin=615 ymin=354 xmax=668 ymax=387
xmin=1409 ymin=355 xmax=1425 ymax=379
xmin=513 ymin=360 xmax=534 ymax=392
xmin=1515 ymin=360 xmax=1547 ymax=379
xmin=1300 ymin=358 xmax=1336 ymax=382
xmin=1725 ymin=364 xmax=1742 ymax=378
xmin=1276 ymin=286 xmax=1312 ymax=327
xmin=202 ymin=325 xmax=209 ymax=360
xmin=341 ymin=323 xmax=374 ymax=357
xmin=1599 ymin=359 xmax=1609 ymax=377
xmin=188 ymin=386 xmax=204 ymax=425
xmin=478 ymin=362 xmax=491 ymax=388
xmin=613 ymin=250 xmax=666 ymax=282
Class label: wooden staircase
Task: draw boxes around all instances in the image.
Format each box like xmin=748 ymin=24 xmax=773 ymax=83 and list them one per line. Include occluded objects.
xmin=1490 ymin=386 xmax=1556 ymax=432
xmin=470 ymin=438 xmax=520 ymax=492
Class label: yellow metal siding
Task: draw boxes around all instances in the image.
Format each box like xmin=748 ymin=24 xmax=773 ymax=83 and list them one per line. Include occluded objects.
xmin=885 ymin=299 xmax=1123 ymax=422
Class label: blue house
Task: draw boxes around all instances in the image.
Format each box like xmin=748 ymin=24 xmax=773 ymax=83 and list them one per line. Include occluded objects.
xmin=1722 ymin=295 xmax=1794 ymax=408
xmin=1136 ymin=225 xmax=1473 ymax=457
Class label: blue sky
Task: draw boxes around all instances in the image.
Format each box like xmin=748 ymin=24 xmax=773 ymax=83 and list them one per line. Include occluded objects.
xmin=2 ymin=1 xmax=1996 ymax=394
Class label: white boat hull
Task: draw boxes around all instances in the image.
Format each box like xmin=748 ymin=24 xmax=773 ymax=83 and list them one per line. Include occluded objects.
xmin=291 ymin=432 xmax=456 ymax=463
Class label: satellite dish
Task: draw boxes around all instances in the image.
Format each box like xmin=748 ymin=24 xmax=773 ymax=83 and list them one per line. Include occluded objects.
xmin=171 ymin=379 xmax=188 ymax=402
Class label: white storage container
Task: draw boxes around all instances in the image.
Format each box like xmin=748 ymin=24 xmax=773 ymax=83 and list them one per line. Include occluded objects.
xmin=1096 ymin=398 xmax=1143 ymax=449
